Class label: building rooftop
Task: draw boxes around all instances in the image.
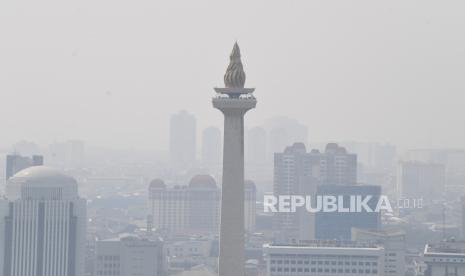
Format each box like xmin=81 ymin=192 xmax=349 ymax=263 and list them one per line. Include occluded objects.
xmin=425 ymin=241 xmax=465 ymax=255
xmin=267 ymin=240 xmax=380 ymax=249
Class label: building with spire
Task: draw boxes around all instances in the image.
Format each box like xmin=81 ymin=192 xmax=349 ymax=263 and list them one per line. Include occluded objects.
xmin=213 ymin=42 xmax=256 ymax=276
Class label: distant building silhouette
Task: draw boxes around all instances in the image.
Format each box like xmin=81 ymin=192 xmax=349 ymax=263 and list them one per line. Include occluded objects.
xmin=246 ymin=127 xmax=267 ymax=166
xmin=397 ymin=161 xmax=445 ymax=203
xmin=5 ymin=153 xmax=43 ymax=180
xmin=170 ymin=110 xmax=197 ymax=170
xmin=201 ymin=126 xmax=222 ymax=168
xmin=265 ymin=116 xmax=308 ymax=155
xmin=0 ymin=166 xmax=86 ymax=276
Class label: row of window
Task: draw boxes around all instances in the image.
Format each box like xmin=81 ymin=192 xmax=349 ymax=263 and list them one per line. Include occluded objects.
xmin=270 ymin=267 xmax=378 ymax=274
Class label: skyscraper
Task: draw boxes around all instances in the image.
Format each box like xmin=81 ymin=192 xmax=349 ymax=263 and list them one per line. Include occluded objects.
xmin=0 ymin=166 xmax=87 ymax=276
xmin=272 ymin=142 xmax=358 ymax=242
xmin=213 ymin=42 xmax=256 ymax=276
xmin=170 ymin=110 xmax=197 ymax=170
xmin=201 ymin=126 xmax=222 ymax=168
xmin=5 ymin=153 xmax=43 ymax=180
xmin=273 ymin=143 xmax=319 ymax=242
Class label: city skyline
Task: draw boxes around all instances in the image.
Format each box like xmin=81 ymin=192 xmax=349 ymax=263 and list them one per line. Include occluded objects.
xmin=1 ymin=1 xmax=465 ymax=150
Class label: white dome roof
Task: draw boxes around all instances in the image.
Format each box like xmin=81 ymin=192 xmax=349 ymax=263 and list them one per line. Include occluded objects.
xmin=6 ymin=166 xmax=78 ymax=200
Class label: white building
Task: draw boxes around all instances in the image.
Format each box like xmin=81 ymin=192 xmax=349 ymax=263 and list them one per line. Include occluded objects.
xmin=264 ymin=241 xmax=385 ymax=276
xmin=148 ymin=175 xmax=256 ymax=234
xmin=0 ymin=166 xmax=87 ymax=276
xmin=95 ymin=235 xmax=165 ymax=276
xmin=423 ymin=241 xmax=465 ymax=276
xmin=352 ymin=228 xmax=406 ymax=276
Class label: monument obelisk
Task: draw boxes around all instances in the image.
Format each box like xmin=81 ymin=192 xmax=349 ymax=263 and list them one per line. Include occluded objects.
xmin=213 ymin=42 xmax=256 ymax=276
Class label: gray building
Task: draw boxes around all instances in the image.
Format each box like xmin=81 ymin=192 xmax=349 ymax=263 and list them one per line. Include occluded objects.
xmin=398 ymin=161 xmax=445 ymax=204
xmin=352 ymin=228 xmax=406 ymax=276
xmin=5 ymin=153 xmax=43 ymax=180
xmin=315 ymin=185 xmax=381 ymax=240
xmin=201 ymin=126 xmax=222 ymax=168
xmin=170 ymin=110 xmax=197 ymax=170
xmin=272 ymin=142 xmax=358 ymax=242
xmin=95 ymin=235 xmax=165 ymax=276
xmin=422 ymin=241 xmax=465 ymax=276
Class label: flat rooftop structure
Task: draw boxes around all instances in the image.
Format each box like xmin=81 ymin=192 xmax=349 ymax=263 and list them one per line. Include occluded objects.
xmin=270 ymin=240 xmax=380 ymax=249
xmin=425 ymin=241 xmax=465 ymax=255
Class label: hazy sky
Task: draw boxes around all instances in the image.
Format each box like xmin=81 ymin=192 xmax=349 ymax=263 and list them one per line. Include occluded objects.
xmin=1 ymin=0 xmax=464 ymax=150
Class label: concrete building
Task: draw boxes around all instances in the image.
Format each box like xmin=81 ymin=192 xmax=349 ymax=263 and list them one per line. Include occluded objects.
xmin=245 ymin=180 xmax=257 ymax=234
xmin=201 ymin=126 xmax=222 ymax=168
xmin=5 ymin=153 xmax=43 ymax=180
xmin=315 ymin=184 xmax=381 ymax=241
xmin=148 ymin=175 xmax=257 ymax=235
xmin=170 ymin=110 xmax=197 ymax=170
xmin=273 ymin=142 xmax=358 ymax=242
xmin=264 ymin=241 xmax=385 ymax=276
xmin=398 ymin=161 xmax=445 ymax=204
xmin=352 ymin=228 xmax=406 ymax=276
xmin=273 ymin=142 xmax=319 ymax=242
xmin=148 ymin=175 xmax=220 ymax=234
xmin=95 ymin=235 xmax=164 ymax=276
xmin=0 ymin=166 xmax=86 ymax=276
xmin=246 ymin=126 xmax=268 ymax=166
xmin=423 ymin=241 xmax=465 ymax=276
xmin=165 ymin=237 xmax=216 ymax=272
xmin=213 ymin=42 xmax=257 ymax=276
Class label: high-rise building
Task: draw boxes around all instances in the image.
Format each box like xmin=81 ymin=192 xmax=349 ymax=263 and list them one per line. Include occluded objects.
xmin=272 ymin=142 xmax=358 ymax=242
xmin=95 ymin=235 xmax=165 ymax=276
xmin=264 ymin=241 xmax=385 ymax=276
xmin=170 ymin=110 xmax=197 ymax=170
xmin=319 ymin=143 xmax=357 ymax=186
xmin=423 ymin=241 xmax=465 ymax=276
xmin=5 ymin=153 xmax=43 ymax=180
xmin=264 ymin=116 xmax=308 ymax=154
xmin=352 ymin=228 xmax=406 ymax=276
xmin=273 ymin=143 xmax=319 ymax=242
xmin=201 ymin=126 xmax=222 ymax=168
xmin=398 ymin=161 xmax=445 ymax=203
xmin=245 ymin=180 xmax=257 ymax=234
xmin=246 ymin=127 xmax=267 ymax=166
xmin=213 ymin=42 xmax=256 ymax=276
xmin=148 ymin=175 xmax=256 ymax=235
xmin=0 ymin=166 xmax=87 ymax=276
xmin=315 ymin=185 xmax=381 ymax=240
